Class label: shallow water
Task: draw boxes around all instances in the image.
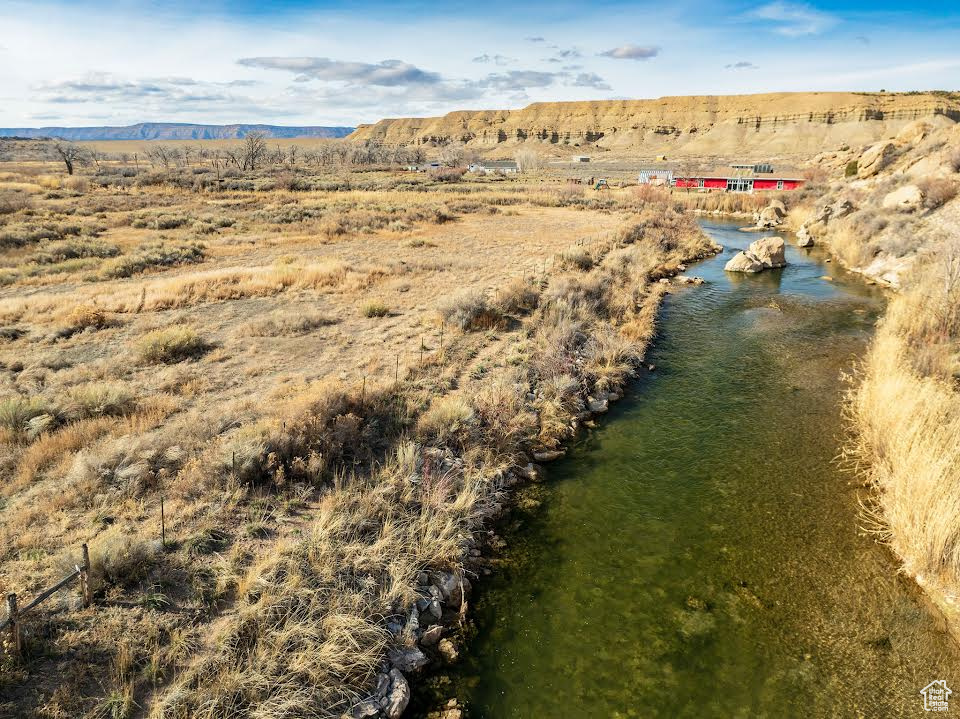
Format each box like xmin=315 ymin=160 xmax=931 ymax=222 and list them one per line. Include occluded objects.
xmin=438 ymin=220 xmax=960 ymax=718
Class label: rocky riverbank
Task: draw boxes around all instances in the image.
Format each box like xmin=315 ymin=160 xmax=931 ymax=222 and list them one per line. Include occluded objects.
xmin=345 ymin=216 xmax=722 ymax=719
xmin=351 ymin=229 xmax=721 ymax=719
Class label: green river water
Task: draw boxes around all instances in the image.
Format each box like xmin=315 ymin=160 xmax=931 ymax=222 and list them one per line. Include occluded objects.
xmin=432 ymin=220 xmax=960 ymax=718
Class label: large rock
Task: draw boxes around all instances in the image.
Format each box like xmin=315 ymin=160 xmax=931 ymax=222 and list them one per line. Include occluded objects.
xmin=587 ymin=396 xmax=609 ymax=413
xmin=724 ymin=237 xmax=787 ymax=273
xmin=796 ymin=226 xmax=814 ymax=248
xmin=388 ymin=646 xmax=429 ymax=672
xmin=858 ymin=141 xmax=897 ymax=178
xmin=881 ymin=184 xmax=924 ymax=212
xmin=432 ymin=570 xmax=471 ymax=609
xmin=420 ymin=625 xmax=442 ymax=646
xmin=382 ymin=668 xmax=410 ymax=719
xmin=749 ymin=237 xmax=787 ymax=268
xmin=756 ymin=202 xmax=786 ymax=228
xmin=724 ymin=252 xmax=764 ymax=273
xmin=830 ymin=198 xmax=855 ymax=219
xmin=896 ymin=120 xmax=931 ymax=146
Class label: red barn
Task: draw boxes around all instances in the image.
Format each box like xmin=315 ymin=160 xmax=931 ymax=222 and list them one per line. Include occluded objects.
xmin=651 ymin=163 xmax=804 ymax=192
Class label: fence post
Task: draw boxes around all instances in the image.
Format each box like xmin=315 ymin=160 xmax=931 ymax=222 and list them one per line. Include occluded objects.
xmin=160 ymin=497 xmax=166 ymax=550
xmin=6 ymin=593 xmax=20 ymax=656
xmin=80 ymin=544 xmax=92 ymax=608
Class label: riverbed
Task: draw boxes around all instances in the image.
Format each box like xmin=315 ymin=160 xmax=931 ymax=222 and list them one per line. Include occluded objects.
xmin=435 ymin=220 xmax=960 ymax=718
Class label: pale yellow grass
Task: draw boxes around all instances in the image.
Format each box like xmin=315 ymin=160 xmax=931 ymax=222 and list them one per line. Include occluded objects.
xmin=852 ymin=325 xmax=960 ymax=589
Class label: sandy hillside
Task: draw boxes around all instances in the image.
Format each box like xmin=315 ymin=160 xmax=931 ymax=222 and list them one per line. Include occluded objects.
xmin=349 ymin=91 xmax=960 ymax=159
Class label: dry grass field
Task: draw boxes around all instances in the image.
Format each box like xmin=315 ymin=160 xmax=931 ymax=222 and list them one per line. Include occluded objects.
xmin=0 ymin=141 xmax=717 ymax=717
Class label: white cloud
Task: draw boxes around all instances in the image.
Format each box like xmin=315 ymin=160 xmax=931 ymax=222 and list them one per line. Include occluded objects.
xmin=472 ymin=54 xmax=516 ymax=66
xmin=599 ymin=44 xmax=660 ymax=60
xmin=750 ymin=2 xmax=836 ymax=36
xmin=237 ymin=57 xmax=442 ymax=86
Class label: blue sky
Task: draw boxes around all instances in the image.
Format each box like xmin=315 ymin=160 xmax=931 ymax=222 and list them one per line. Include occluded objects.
xmin=0 ymin=0 xmax=958 ymax=127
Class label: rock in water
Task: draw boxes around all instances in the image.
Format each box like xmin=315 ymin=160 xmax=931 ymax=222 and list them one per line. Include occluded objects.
xmin=749 ymin=237 xmax=787 ymax=268
xmin=724 ymin=251 xmax=764 ymax=273
xmin=796 ymin=226 xmax=814 ymax=247
xmin=725 ymin=237 xmax=787 ymax=273
xmin=756 ymin=200 xmax=787 ymax=228
xmin=438 ymin=638 xmax=460 ymax=663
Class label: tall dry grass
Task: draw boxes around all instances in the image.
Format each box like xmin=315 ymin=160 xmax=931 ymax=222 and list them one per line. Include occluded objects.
xmin=848 ymin=242 xmax=960 ymax=617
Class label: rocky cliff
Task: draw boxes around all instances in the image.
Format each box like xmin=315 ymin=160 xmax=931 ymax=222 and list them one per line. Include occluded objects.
xmin=349 ymin=92 xmax=960 ymax=157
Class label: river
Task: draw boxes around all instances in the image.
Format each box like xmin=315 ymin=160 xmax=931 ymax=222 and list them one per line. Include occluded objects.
xmin=431 ymin=219 xmax=960 ymax=718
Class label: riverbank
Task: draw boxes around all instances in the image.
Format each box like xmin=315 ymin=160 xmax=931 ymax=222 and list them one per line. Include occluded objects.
xmin=780 ymin=122 xmax=960 ymax=641
xmin=433 ymin=219 xmax=958 ymax=718
xmin=141 ymin=201 xmax=720 ymax=718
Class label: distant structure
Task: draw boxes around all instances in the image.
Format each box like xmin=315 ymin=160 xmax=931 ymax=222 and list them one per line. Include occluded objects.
xmin=637 ymin=168 xmax=674 ymax=185
xmin=469 ymin=160 xmax=519 ymax=174
xmin=638 ymin=162 xmax=803 ymax=192
xmin=572 ymin=155 xmax=591 ymax=162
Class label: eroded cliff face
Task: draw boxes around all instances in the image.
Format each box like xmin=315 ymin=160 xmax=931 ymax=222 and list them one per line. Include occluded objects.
xmin=349 ymin=92 xmax=960 ymax=157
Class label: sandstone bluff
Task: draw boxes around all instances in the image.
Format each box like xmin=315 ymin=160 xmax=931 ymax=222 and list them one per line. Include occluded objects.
xmin=348 ymin=91 xmax=960 ymax=157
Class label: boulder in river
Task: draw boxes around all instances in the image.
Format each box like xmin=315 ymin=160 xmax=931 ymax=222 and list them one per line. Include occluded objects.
xmin=725 ymin=237 xmax=787 ymax=273
xmin=756 ymin=200 xmax=787 ymax=228
xmin=724 ymin=252 xmax=764 ymax=273
xmin=796 ymin=227 xmax=815 ymax=248
xmin=438 ymin=638 xmax=460 ymax=663
xmin=587 ymin=396 xmax=609 ymax=413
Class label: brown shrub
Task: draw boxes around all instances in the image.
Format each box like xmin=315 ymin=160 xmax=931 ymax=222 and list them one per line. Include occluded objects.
xmin=438 ymin=290 xmax=505 ymax=331
xmin=136 ymin=327 xmax=210 ymax=364
xmin=918 ymin=177 xmax=958 ymax=210
xmin=65 ymin=304 xmax=109 ymax=331
xmin=495 ymin=277 xmax=540 ymax=315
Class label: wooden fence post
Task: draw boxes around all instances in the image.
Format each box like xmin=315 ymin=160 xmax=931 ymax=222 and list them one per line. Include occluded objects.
xmin=80 ymin=544 xmax=92 ymax=608
xmin=160 ymin=497 xmax=166 ymax=550
xmin=6 ymin=593 xmax=20 ymax=656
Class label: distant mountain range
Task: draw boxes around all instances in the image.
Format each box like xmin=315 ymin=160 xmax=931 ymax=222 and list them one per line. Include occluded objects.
xmin=0 ymin=123 xmax=355 ymax=141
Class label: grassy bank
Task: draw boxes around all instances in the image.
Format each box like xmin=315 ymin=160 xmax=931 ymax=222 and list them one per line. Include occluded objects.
xmin=783 ymin=121 xmax=960 ymax=633
xmin=848 ymin=245 xmax=960 ymax=629
xmin=145 ymin=205 xmax=718 ymax=719
xmin=0 ymin=148 xmax=717 ymax=717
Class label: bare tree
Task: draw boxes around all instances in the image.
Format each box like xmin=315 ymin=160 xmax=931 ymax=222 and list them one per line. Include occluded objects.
xmin=515 ymin=148 xmax=545 ymax=173
xmin=146 ymin=144 xmax=173 ymax=169
xmin=241 ymin=132 xmax=268 ymax=171
xmin=52 ymin=141 xmax=83 ymax=175
xmin=438 ymin=143 xmax=466 ymax=168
